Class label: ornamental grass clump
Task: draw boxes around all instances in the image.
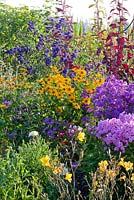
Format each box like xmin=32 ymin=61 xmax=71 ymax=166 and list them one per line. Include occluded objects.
xmin=95 ymin=112 xmax=134 ymax=152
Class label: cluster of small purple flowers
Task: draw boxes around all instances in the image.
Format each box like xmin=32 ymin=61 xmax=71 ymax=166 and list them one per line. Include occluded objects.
xmin=43 ymin=17 xmax=77 ymax=68
xmin=43 ymin=117 xmax=85 ymax=141
xmin=30 ymin=16 xmax=77 ymax=68
xmin=5 ymin=16 xmax=78 ymax=71
xmin=92 ymin=75 xmax=134 ymax=119
xmin=43 ymin=117 xmax=65 ymax=139
xmin=95 ymin=112 xmax=134 ymax=152
xmin=5 ymin=46 xmax=29 ymax=64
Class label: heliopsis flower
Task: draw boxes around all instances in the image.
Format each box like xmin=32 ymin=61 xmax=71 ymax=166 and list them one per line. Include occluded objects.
xmin=69 ymin=95 xmax=76 ymax=103
xmin=65 ymin=173 xmax=72 ymax=182
xmin=36 ymin=89 xmax=44 ymax=94
xmin=77 ymin=132 xmax=85 ymax=142
xmin=73 ymin=103 xmax=80 ymax=109
xmin=38 ymin=79 xmax=45 ymax=85
xmin=77 ymin=69 xmax=87 ymax=77
xmin=56 ymin=92 xmax=64 ymax=99
xmin=40 ymin=155 xmax=51 ymax=167
xmin=82 ymin=97 xmax=91 ymax=105
xmin=65 ymin=86 xmax=74 ymax=94
xmin=57 ymin=106 xmax=62 ymax=113
xmin=86 ymin=88 xmax=94 ymax=94
xmin=49 ymin=89 xmax=58 ymax=96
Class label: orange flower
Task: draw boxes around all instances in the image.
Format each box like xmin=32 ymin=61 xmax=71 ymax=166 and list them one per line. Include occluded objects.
xmin=73 ymin=103 xmax=80 ymax=109
xmin=82 ymin=98 xmax=91 ymax=105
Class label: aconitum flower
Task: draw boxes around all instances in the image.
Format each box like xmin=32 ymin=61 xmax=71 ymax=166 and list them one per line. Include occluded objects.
xmin=28 ymin=21 xmax=35 ymax=32
xmin=95 ymin=112 xmax=134 ymax=152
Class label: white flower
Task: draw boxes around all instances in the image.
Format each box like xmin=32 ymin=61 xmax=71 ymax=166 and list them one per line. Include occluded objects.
xmin=61 ymin=163 xmax=68 ymax=175
xmin=29 ymin=131 xmax=39 ymax=138
xmin=130 ymin=120 xmax=134 ymax=126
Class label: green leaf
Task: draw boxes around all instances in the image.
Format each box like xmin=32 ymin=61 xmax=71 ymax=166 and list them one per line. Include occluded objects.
xmin=88 ymin=4 xmax=95 ymax=8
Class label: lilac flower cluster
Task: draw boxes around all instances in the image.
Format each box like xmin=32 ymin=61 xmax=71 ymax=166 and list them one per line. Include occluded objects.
xmin=92 ymin=75 xmax=134 ymax=119
xmin=95 ymin=112 xmax=134 ymax=152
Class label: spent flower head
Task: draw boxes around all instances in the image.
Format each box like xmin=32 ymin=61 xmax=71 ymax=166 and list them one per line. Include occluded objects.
xmin=29 ymin=131 xmax=39 ymax=138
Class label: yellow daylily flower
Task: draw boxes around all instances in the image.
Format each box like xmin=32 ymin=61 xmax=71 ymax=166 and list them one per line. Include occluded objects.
xmin=40 ymin=155 xmax=51 ymax=167
xmin=77 ymin=132 xmax=85 ymax=142
xmin=65 ymin=173 xmax=72 ymax=182
xmin=98 ymin=160 xmax=108 ymax=172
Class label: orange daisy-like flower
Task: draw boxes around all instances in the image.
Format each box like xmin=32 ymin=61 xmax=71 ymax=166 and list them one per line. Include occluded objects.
xmin=82 ymin=98 xmax=91 ymax=105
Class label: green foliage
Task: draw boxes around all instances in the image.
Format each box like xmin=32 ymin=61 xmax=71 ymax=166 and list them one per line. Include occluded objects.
xmin=0 ymin=3 xmax=52 ymax=59
xmin=0 ymin=0 xmax=134 ymax=199
xmin=0 ymin=137 xmax=58 ymax=200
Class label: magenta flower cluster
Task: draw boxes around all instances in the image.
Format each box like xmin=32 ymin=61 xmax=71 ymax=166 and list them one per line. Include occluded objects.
xmin=92 ymin=75 xmax=134 ymax=119
xmin=95 ymin=112 xmax=134 ymax=152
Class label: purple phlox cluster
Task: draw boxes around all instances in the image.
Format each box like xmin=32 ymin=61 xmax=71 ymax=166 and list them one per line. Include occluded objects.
xmin=123 ymin=82 xmax=134 ymax=113
xmin=92 ymin=75 xmax=134 ymax=119
xmin=95 ymin=112 xmax=134 ymax=152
